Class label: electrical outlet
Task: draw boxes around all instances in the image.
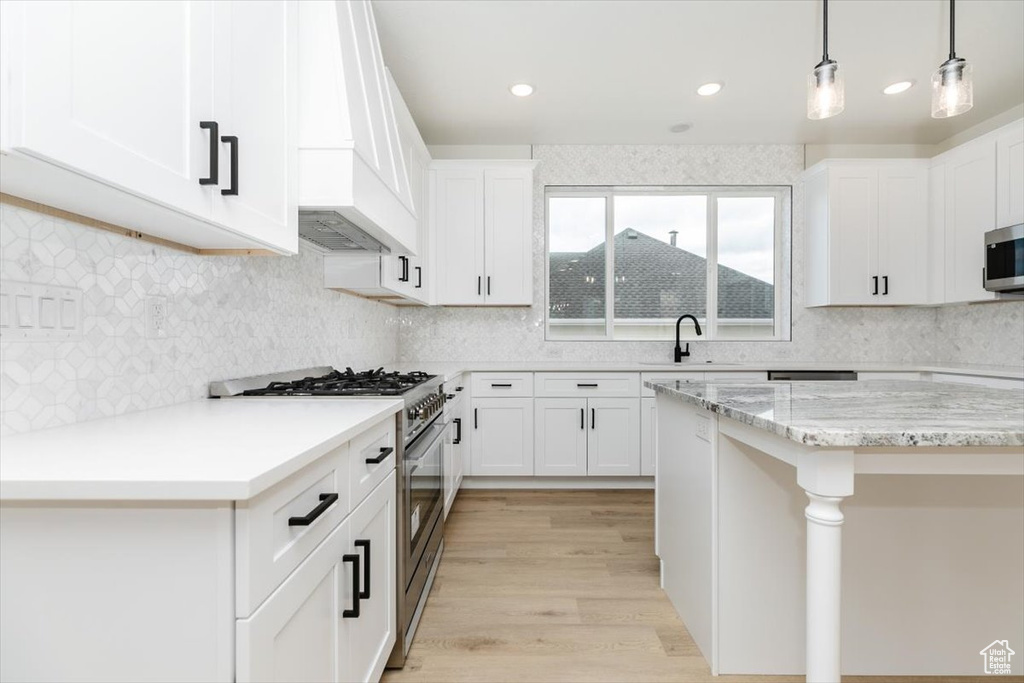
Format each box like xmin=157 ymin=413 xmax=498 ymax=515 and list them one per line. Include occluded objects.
xmin=695 ymin=415 xmax=711 ymax=442
xmin=145 ymin=297 xmax=168 ymax=339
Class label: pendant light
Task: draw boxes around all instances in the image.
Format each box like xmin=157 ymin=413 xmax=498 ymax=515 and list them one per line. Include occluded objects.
xmin=807 ymin=0 xmax=844 ymax=120
xmin=931 ymin=0 xmax=973 ymax=118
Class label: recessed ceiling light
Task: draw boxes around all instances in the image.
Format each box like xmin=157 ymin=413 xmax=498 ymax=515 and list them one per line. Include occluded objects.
xmin=696 ymin=82 xmax=723 ymax=96
xmin=883 ymin=80 xmax=915 ymax=95
xmin=669 ymin=123 xmax=693 ymax=133
xmin=509 ymin=83 xmax=534 ymax=97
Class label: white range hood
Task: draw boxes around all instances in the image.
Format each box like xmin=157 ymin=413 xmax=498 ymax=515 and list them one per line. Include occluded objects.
xmin=297 ymin=0 xmax=418 ymax=255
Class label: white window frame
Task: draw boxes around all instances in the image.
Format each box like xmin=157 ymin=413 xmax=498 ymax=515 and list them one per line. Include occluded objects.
xmin=544 ymin=186 xmax=790 ymax=342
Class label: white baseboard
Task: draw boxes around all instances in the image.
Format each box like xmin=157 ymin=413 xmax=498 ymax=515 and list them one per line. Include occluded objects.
xmin=460 ymin=476 xmax=654 ymax=490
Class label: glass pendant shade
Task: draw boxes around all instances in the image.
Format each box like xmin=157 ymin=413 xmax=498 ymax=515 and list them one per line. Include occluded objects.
xmin=931 ymin=58 xmax=973 ymax=118
xmin=807 ymin=60 xmax=845 ymax=120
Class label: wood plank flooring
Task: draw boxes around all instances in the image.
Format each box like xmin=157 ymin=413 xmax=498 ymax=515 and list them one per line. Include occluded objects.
xmin=381 ymin=490 xmax=1002 ymax=683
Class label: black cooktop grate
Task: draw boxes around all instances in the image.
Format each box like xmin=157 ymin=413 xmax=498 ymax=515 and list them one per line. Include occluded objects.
xmin=242 ymin=368 xmax=434 ymax=397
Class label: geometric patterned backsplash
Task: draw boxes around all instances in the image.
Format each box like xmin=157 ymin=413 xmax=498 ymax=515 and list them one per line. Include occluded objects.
xmin=0 ymin=203 xmax=400 ymax=435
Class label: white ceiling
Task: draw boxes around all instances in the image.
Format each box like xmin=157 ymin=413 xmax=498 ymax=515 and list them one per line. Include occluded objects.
xmin=373 ymin=0 xmax=1024 ymax=146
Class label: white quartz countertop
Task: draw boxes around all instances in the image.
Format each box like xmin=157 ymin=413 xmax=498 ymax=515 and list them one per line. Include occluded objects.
xmin=0 ymin=398 xmax=403 ymax=501
xmin=396 ymin=361 xmax=1024 ymax=383
xmin=647 ymin=379 xmax=1024 ymax=448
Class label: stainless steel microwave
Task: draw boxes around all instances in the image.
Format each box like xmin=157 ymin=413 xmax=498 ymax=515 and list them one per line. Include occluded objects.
xmin=984 ymin=224 xmax=1024 ymax=293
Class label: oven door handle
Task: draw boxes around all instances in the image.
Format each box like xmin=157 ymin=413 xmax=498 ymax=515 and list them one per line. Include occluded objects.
xmin=405 ymin=422 xmax=447 ymax=464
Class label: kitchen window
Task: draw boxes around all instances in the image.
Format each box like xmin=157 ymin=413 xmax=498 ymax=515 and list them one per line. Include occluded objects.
xmin=546 ymin=187 xmax=790 ymax=341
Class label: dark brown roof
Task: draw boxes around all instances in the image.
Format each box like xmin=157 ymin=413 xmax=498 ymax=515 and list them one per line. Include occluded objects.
xmin=550 ymin=228 xmax=773 ymax=319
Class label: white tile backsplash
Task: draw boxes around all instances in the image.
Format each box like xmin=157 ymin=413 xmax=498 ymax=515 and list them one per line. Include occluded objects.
xmin=0 ymin=204 xmax=399 ymax=435
xmin=397 ymin=144 xmax=1024 ymax=368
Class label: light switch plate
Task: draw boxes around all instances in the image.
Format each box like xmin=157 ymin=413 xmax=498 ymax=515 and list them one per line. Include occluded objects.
xmin=695 ymin=414 xmax=711 ymax=442
xmin=0 ymin=281 xmax=82 ymax=341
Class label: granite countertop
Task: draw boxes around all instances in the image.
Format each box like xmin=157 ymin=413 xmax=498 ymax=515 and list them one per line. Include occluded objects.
xmin=646 ymin=379 xmax=1024 ymax=448
xmin=0 ymin=398 xmax=403 ymax=501
xmin=395 ymin=361 xmax=1024 ymax=383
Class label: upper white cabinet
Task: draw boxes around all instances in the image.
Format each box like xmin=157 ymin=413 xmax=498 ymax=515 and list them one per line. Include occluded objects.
xmin=803 ymin=160 xmax=928 ymax=306
xmin=0 ymin=0 xmax=298 ymax=253
xmin=297 ymin=0 xmax=416 ymax=255
xmin=996 ymin=120 xmax=1024 ymax=227
xmin=434 ymin=161 xmax=535 ymax=306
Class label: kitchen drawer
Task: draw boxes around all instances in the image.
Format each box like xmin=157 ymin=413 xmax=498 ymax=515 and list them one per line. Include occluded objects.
xmin=704 ymin=371 xmax=767 ymax=382
xmin=471 ymin=372 xmax=534 ymax=397
xmin=641 ymin=372 xmax=706 ymax=397
xmin=858 ymin=371 xmax=923 ymax=381
xmin=348 ymin=415 xmax=397 ymax=512
xmin=235 ymin=445 xmax=349 ymax=617
xmin=534 ymin=373 xmax=641 ymax=398
xmin=929 ymin=373 xmax=1024 ymax=390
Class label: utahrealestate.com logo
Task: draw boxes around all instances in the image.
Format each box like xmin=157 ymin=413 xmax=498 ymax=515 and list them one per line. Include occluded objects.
xmin=980 ymin=640 xmax=1015 ymax=675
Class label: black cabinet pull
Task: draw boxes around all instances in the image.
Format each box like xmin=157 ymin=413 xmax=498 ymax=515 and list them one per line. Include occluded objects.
xmin=474 ymin=408 xmax=478 ymax=429
xmin=220 ymin=135 xmax=238 ymax=196
xmin=342 ymin=553 xmax=361 ymax=618
xmin=415 ymin=266 xmax=422 ymax=288
xmin=580 ymin=408 xmax=585 ymax=430
xmin=455 ymin=386 xmax=463 ymax=392
xmin=491 ymin=383 xmax=512 ymax=387
xmin=288 ymin=493 xmax=338 ymax=526
xmin=199 ymin=121 xmax=219 ymax=186
xmin=591 ymin=408 xmax=596 ymax=430
xmin=446 ymin=394 xmax=456 ymax=400
xmin=365 ymin=446 xmax=393 ymax=465
xmin=871 ymin=276 xmax=879 ymax=295
xmin=453 ymin=418 xmax=462 ymax=444
xmin=487 ymin=276 xmax=491 ymax=296
xmin=354 ymin=539 xmax=371 ymax=600
xmin=477 ymin=276 xmax=482 ymax=296
xmin=882 ymin=275 xmax=889 ymax=295
xmin=577 ymin=383 xmax=598 ymax=388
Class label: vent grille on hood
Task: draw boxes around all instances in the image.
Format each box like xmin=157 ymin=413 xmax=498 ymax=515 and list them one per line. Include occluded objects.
xmin=298 ymin=211 xmax=391 ymax=253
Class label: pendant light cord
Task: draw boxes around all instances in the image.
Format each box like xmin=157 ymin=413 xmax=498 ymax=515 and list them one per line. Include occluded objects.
xmin=949 ymin=0 xmax=956 ymax=60
xmin=822 ymin=0 xmax=829 ymax=60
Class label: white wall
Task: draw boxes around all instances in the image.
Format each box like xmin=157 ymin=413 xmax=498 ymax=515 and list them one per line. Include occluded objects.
xmin=0 ymin=204 xmax=400 ymax=435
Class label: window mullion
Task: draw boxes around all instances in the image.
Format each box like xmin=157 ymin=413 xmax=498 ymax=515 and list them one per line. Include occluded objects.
xmin=605 ymin=191 xmax=615 ymax=339
xmin=706 ymin=194 xmax=718 ymax=340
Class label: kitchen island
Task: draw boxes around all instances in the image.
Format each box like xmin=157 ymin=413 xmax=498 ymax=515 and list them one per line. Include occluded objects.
xmin=648 ymin=379 xmax=1024 ymax=681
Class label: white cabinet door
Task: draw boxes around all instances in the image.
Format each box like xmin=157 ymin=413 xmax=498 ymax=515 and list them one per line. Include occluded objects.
xmin=484 ymin=168 xmax=533 ymax=305
xmin=470 ymin=398 xmax=534 ymax=475
xmin=996 ymin=121 xmax=1024 ymax=227
xmin=877 ymin=163 xmax=928 ymax=305
xmin=5 ymin=0 xmax=215 ymax=221
xmin=237 ymin=521 xmax=346 ymax=682
xmin=944 ymin=140 xmax=998 ymax=303
xmin=211 ymin=0 xmax=297 ymax=253
xmin=435 ymin=169 xmax=485 ymax=305
xmin=341 ymin=472 xmax=397 ymax=683
xmin=587 ymin=398 xmax=641 ymax=476
xmin=640 ymin=397 xmax=657 ymax=477
xmin=828 ymin=166 xmax=878 ymax=305
xmin=534 ymin=398 xmax=588 ymax=476
xmin=443 ymin=422 xmax=456 ymax=519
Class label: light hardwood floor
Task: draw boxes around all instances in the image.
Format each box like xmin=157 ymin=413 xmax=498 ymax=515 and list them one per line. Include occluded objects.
xmin=382 ymin=490 xmax=1002 ymax=683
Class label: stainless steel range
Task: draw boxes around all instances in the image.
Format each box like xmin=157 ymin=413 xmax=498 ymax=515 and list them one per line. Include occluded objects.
xmin=209 ymin=366 xmax=446 ymax=668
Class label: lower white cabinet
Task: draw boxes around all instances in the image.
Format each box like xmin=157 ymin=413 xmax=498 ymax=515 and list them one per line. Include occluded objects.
xmin=237 ymin=471 xmax=396 ymax=683
xmin=443 ymin=390 xmax=466 ymax=517
xmin=534 ymin=397 xmax=641 ymax=476
xmin=470 ymin=398 xmax=534 ymax=475
xmin=641 ymin=397 xmax=657 ymax=477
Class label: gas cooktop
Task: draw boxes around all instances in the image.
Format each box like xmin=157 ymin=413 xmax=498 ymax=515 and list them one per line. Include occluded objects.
xmin=238 ymin=367 xmax=435 ymax=397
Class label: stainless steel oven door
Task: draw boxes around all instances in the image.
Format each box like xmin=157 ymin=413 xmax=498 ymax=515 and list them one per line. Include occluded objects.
xmin=403 ymin=418 xmax=445 ymax=589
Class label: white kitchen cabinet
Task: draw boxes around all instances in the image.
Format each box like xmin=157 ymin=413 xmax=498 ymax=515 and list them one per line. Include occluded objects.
xmin=939 ymin=138 xmax=998 ymax=303
xmin=0 ymin=0 xmax=298 ymax=254
xmin=444 ymin=383 xmax=467 ymax=517
xmin=470 ymin=398 xmax=534 ymax=475
xmin=434 ymin=161 xmax=535 ymax=306
xmin=803 ymin=160 xmax=928 ymax=306
xmin=641 ymin=396 xmax=657 ymax=476
xmin=534 ymin=398 xmax=589 ymax=476
xmin=588 ymin=398 xmax=641 ymax=476
xmin=996 ymin=120 xmax=1024 ymax=227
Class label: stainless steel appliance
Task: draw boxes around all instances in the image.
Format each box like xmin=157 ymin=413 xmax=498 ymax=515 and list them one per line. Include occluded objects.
xmin=209 ymin=366 xmax=445 ymax=668
xmin=984 ymin=224 xmax=1024 ymax=293
xmin=767 ymin=370 xmax=858 ymax=381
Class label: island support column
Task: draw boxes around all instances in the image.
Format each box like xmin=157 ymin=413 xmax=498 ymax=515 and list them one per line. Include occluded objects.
xmin=797 ymin=451 xmax=855 ymax=683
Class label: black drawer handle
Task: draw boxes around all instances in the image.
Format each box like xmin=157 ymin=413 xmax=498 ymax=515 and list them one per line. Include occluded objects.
xmin=366 ymin=446 xmax=393 ymax=465
xmin=342 ymin=553 xmax=361 ymax=618
xmin=446 ymin=394 xmax=456 ymax=400
xmin=354 ymin=539 xmax=371 ymax=600
xmin=577 ymin=383 xmax=598 ymax=388
xmin=415 ymin=266 xmax=422 ymax=289
xmin=199 ymin=121 xmax=219 ymax=185
xmin=456 ymin=386 xmax=463 ymax=392
xmin=288 ymin=493 xmax=338 ymax=526
xmin=491 ymin=383 xmax=512 ymax=388
xmin=453 ymin=418 xmax=462 ymax=444
xmin=220 ymin=135 xmax=238 ymax=196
